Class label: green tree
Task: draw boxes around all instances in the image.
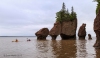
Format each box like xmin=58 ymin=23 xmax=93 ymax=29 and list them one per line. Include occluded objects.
xmin=56 ymin=2 xmax=66 ymax=22
xmin=61 ymin=2 xmax=66 ymax=12
xmin=93 ymin=0 xmax=100 ymax=2
xmin=66 ymin=9 xmax=69 ymax=14
xmin=56 ymin=11 xmax=62 ymax=22
xmin=93 ymin=0 xmax=100 ymax=14
xmin=55 ymin=2 xmax=77 ymax=22
xmin=71 ymin=6 xmax=74 ymax=15
xmin=70 ymin=6 xmax=76 ymax=20
xmin=65 ymin=9 xmax=70 ymax=20
xmin=61 ymin=2 xmax=67 ymax=21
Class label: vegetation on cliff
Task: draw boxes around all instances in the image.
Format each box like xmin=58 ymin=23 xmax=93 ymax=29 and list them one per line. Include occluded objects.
xmin=93 ymin=0 xmax=100 ymax=14
xmin=56 ymin=2 xmax=77 ymax=22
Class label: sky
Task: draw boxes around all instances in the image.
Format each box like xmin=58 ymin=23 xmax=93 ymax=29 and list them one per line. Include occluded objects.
xmin=0 ymin=0 xmax=97 ymax=36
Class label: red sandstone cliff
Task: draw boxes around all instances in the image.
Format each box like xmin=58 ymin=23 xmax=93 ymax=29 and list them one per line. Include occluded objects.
xmin=94 ymin=9 xmax=100 ymax=48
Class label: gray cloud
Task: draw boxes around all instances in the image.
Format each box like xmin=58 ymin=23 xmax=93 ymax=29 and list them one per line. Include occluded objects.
xmin=0 ymin=0 xmax=97 ymax=36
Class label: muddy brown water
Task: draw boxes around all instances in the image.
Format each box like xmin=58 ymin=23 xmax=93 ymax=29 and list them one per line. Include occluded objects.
xmin=0 ymin=37 xmax=99 ymax=58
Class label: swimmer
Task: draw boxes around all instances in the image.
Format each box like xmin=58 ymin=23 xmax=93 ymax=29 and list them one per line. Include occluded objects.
xmin=27 ymin=38 xmax=31 ymax=41
xmin=15 ymin=39 xmax=18 ymax=42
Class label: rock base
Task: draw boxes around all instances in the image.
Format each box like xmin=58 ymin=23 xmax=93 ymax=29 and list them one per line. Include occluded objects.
xmin=37 ymin=36 xmax=46 ymax=40
xmin=50 ymin=35 xmax=57 ymax=40
xmin=79 ymin=36 xmax=85 ymax=40
xmin=60 ymin=34 xmax=76 ymax=40
xmin=93 ymin=31 xmax=100 ymax=48
xmin=35 ymin=28 xmax=49 ymax=40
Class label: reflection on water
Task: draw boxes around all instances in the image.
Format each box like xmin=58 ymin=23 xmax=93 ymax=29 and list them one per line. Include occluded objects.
xmin=76 ymin=39 xmax=96 ymax=58
xmin=36 ymin=40 xmax=55 ymax=58
xmin=95 ymin=49 xmax=100 ymax=58
xmin=0 ymin=37 xmax=99 ymax=58
xmin=51 ymin=40 xmax=77 ymax=58
xmin=76 ymin=39 xmax=87 ymax=58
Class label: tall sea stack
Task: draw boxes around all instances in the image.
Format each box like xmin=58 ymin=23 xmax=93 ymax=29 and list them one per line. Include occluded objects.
xmin=93 ymin=9 xmax=100 ymax=48
xmin=50 ymin=2 xmax=77 ymax=40
xmin=49 ymin=22 xmax=61 ymax=40
xmin=60 ymin=18 xmax=77 ymax=39
xmin=78 ymin=23 xmax=86 ymax=39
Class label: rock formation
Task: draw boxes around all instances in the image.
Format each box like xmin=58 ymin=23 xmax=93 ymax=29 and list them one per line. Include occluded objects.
xmin=49 ymin=19 xmax=77 ymax=40
xmin=60 ymin=19 xmax=77 ymax=40
xmin=88 ymin=34 xmax=92 ymax=40
xmin=49 ymin=3 xmax=77 ymax=40
xmin=35 ymin=3 xmax=78 ymax=40
xmin=93 ymin=9 xmax=100 ymax=48
xmin=78 ymin=23 xmax=86 ymax=39
xmin=35 ymin=28 xmax=49 ymax=40
xmin=49 ymin=22 xmax=61 ymax=40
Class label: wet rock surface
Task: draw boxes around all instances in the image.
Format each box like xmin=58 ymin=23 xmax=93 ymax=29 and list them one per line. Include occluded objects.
xmin=35 ymin=28 xmax=49 ymax=40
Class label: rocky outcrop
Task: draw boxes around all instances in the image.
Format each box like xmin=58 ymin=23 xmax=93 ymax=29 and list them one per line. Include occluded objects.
xmin=35 ymin=28 xmax=49 ymax=40
xmin=88 ymin=34 xmax=92 ymax=40
xmin=78 ymin=23 xmax=86 ymax=39
xmin=36 ymin=3 xmax=78 ymax=40
xmin=60 ymin=19 xmax=77 ymax=40
xmin=49 ymin=18 xmax=77 ymax=40
xmin=93 ymin=9 xmax=100 ymax=48
xmin=49 ymin=22 xmax=61 ymax=40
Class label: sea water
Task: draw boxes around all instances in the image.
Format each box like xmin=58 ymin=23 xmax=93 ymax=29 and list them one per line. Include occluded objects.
xmin=0 ymin=36 xmax=98 ymax=58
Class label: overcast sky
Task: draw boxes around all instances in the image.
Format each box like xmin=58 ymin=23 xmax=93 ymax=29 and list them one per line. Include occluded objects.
xmin=0 ymin=0 xmax=97 ymax=36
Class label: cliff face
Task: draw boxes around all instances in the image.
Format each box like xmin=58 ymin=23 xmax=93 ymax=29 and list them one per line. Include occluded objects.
xmin=60 ymin=19 xmax=77 ymax=39
xmin=93 ymin=9 xmax=100 ymax=48
xmin=35 ymin=28 xmax=49 ymax=40
xmin=49 ymin=22 xmax=61 ymax=40
xmin=78 ymin=23 xmax=86 ymax=39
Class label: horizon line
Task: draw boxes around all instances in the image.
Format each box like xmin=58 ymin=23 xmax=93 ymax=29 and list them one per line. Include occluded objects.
xmin=0 ymin=36 xmax=36 ymax=37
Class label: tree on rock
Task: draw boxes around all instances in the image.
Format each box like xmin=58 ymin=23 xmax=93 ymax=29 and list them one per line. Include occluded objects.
xmin=61 ymin=2 xmax=66 ymax=12
xmin=70 ymin=6 xmax=77 ymax=20
xmin=56 ymin=2 xmax=77 ymax=22
xmin=56 ymin=2 xmax=66 ymax=22
xmin=52 ymin=2 xmax=77 ymax=40
xmin=71 ymin=6 xmax=74 ymax=15
xmin=93 ymin=0 xmax=100 ymax=14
